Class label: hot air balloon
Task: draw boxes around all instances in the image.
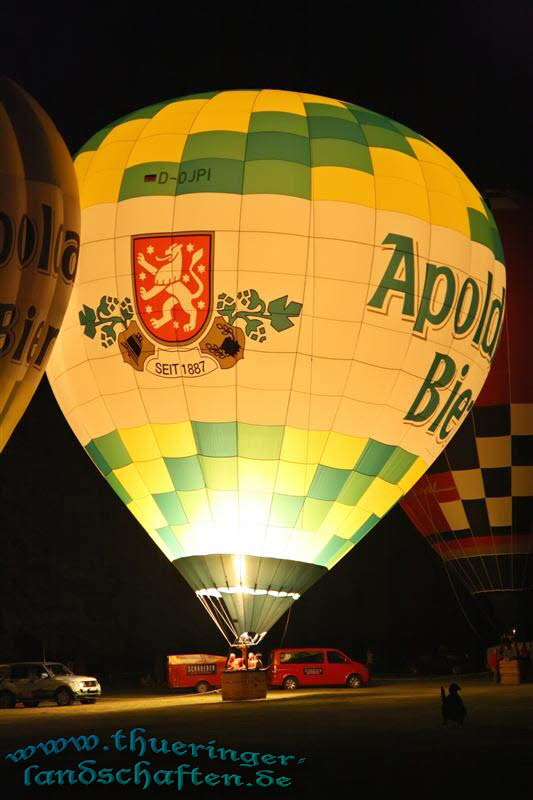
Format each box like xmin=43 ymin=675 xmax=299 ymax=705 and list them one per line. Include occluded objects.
xmin=47 ymin=90 xmax=505 ymax=646
xmin=400 ymin=191 xmax=531 ymax=635
xmin=0 ymin=79 xmax=80 ymax=451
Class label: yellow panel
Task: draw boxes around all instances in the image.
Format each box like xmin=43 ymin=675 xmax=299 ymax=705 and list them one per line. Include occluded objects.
xmin=512 ymin=467 xmax=533 ymax=497
xmin=419 ymin=161 xmax=463 ymax=198
xmin=253 ymin=90 xmax=306 ymax=115
xmin=321 ymin=432 xmax=367 ymax=470
xmin=179 ymin=489 xmax=212 ymax=523
xmin=454 ymin=177 xmax=485 ymax=214
xmin=81 ymin=169 xmax=123 ymax=207
xmin=374 ymin=174 xmax=430 ymax=221
xmin=511 ymin=404 xmax=533 ymax=435
xmin=408 ymin=139 xmax=465 ymax=180
xmin=75 ymin=151 xmax=95 ymax=184
xmin=127 ymin=134 xmax=186 ymax=167
xmin=476 ymin=436 xmax=511 ymax=468
xmin=113 ymin=464 xmax=149 ymax=501
xmin=318 ymin=502 xmax=353 ymax=536
xmin=120 ymin=424 xmax=160 ymax=461
xmin=312 ymin=166 xmax=375 ymax=206
xmin=358 ymin=477 xmax=402 ymax=517
xmin=427 ymin=190 xmax=470 ymax=236
xmin=452 ymin=469 xmax=485 ymax=500
xmin=281 ymin=427 xmax=329 ymax=464
xmin=135 ymin=459 xmax=174 ymax=494
xmin=440 ymin=500 xmax=469 ymax=531
xmin=135 ymin=494 xmax=167 ymax=529
xmin=299 ymin=93 xmax=345 ymax=106
xmin=407 ymin=138 xmax=441 ymax=163
xmin=151 ymin=422 xmax=197 ymax=458
xmin=86 ymin=141 xmax=137 ymax=174
xmin=335 ymin=506 xmax=373 ymax=539
xmin=398 ymin=457 xmax=428 ymax=494
xmin=275 ymin=461 xmax=316 ymax=496
xmin=486 ymin=496 xmax=512 ymax=527
xmin=370 ymin=147 xmax=425 ymax=184
xmin=238 ymin=458 xmax=278 ymax=493
xmin=190 ymin=91 xmax=258 ymax=133
xmin=143 ymin=100 xmax=210 ymax=135
xmin=102 ymin=119 xmax=148 ymax=145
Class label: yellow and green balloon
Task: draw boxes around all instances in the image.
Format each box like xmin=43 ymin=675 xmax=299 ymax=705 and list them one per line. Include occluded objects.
xmin=47 ymin=90 xmax=505 ymax=643
xmin=0 ymin=79 xmax=79 ymax=451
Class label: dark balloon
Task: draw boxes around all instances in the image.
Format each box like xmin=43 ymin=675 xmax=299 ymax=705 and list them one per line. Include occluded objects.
xmin=0 ymin=79 xmax=80 ymax=451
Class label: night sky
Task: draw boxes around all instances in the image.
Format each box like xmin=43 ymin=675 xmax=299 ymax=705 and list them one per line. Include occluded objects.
xmin=1 ymin=2 xmax=531 ymax=675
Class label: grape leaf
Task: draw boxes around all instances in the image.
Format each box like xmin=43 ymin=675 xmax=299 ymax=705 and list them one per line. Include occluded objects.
xmin=267 ymin=295 xmax=303 ymax=332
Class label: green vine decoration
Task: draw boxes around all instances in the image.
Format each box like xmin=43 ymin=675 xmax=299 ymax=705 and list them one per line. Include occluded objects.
xmin=216 ymin=289 xmax=302 ymax=342
xmin=79 ymin=296 xmax=134 ymax=348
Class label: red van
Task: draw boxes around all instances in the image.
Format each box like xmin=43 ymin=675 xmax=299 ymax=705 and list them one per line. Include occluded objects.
xmin=268 ymin=648 xmax=369 ymax=690
xmin=167 ymin=654 xmax=227 ymax=693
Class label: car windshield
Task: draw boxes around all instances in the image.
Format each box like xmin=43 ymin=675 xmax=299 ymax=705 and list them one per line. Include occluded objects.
xmin=45 ymin=663 xmax=73 ymax=676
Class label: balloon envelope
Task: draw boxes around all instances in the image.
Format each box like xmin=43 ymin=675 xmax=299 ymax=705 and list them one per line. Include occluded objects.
xmin=401 ymin=192 xmax=531 ymax=627
xmin=47 ymin=90 xmax=505 ymax=642
xmin=0 ymin=79 xmax=80 ymax=451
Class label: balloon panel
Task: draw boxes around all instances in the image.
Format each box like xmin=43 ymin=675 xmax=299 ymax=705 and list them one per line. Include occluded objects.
xmin=47 ymin=90 xmax=505 ymax=637
xmin=401 ymin=193 xmax=531 ymax=594
xmin=0 ymin=79 xmax=80 ymax=451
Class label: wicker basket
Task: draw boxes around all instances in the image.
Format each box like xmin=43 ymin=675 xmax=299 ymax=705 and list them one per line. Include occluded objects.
xmin=499 ymin=659 xmax=521 ymax=685
xmin=220 ymin=670 xmax=267 ymax=701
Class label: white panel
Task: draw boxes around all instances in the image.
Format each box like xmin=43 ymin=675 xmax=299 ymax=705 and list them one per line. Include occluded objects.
xmin=104 ymin=387 xmax=150 ymax=429
xmin=354 ymin=323 xmax=411 ymax=370
xmin=237 ymin=386 xmax=290 ymax=426
xmin=313 ymin=237 xmax=373 ymax=283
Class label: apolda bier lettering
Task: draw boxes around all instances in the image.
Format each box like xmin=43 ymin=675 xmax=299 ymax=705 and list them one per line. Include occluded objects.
xmin=0 ymin=201 xmax=80 ymax=368
xmin=368 ymin=233 xmax=505 ymax=442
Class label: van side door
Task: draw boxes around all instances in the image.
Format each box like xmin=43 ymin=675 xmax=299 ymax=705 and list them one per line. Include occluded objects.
xmin=299 ymin=650 xmax=325 ymax=685
xmin=326 ymin=650 xmax=351 ymax=686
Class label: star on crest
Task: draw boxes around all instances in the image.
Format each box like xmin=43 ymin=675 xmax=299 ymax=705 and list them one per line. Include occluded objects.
xmin=146 ymin=305 xmax=153 ymax=313
xmin=139 ymin=271 xmax=146 ymax=281
xmin=186 ymin=243 xmax=195 ymax=252
xmin=197 ymin=300 xmax=206 ymax=309
xmin=197 ymin=264 xmax=206 ymax=274
xmin=183 ymin=274 xmax=190 ymax=283
xmin=146 ymin=245 xmax=154 ymax=255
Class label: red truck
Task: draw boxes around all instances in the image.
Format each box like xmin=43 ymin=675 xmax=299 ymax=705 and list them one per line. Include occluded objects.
xmin=167 ymin=654 xmax=227 ymax=693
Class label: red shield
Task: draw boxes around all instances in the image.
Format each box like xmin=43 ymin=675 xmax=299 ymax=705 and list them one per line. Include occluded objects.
xmin=132 ymin=232 xmax=213 ymax=345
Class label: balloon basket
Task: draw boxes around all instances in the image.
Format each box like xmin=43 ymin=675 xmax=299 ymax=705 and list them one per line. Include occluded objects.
xmin=220 ymin=670 xmax=267 ymax=701
xmin=499 ymin=659 xmax=522 ymax=685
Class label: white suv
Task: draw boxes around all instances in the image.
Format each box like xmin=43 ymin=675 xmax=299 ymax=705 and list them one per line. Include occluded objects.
xmin=0 ymin=662 xmax=101 ymax=707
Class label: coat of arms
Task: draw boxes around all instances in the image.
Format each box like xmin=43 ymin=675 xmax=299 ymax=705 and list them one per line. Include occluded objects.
xmin=132 ymin=232 xmax=213 ymax=344
xmin=78 ymin=232 xmax=304 ymax=378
